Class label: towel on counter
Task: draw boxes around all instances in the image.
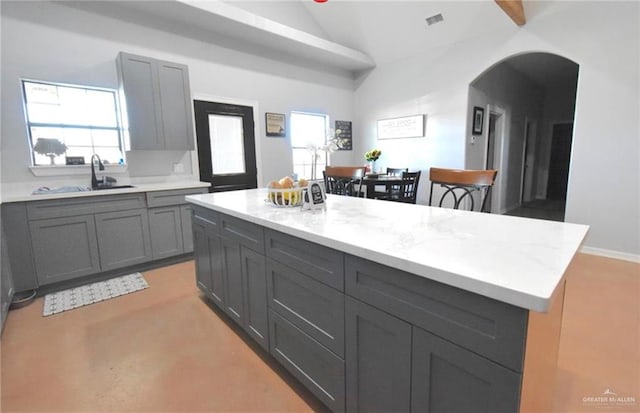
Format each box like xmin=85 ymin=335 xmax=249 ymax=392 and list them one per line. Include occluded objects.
xmin=32 ymin=186 xmax=91 ymax=195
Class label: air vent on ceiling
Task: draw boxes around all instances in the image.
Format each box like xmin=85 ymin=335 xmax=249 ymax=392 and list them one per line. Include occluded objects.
xmin=425 ymin=13 xmax=444 ymax=26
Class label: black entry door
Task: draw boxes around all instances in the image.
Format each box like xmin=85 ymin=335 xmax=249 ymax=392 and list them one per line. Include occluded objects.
xmin=194 ymin=100 xmax=257 ymax=192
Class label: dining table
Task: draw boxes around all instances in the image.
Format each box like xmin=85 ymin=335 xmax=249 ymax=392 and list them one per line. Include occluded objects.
xmin=361 ymin=174 xmax=403 ymax=199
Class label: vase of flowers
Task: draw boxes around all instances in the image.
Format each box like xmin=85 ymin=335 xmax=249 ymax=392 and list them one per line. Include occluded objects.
xmin=365 ymin=149 xmax=382 ymax=173
xmin=307 ymin=129 xmax=340 ymax=180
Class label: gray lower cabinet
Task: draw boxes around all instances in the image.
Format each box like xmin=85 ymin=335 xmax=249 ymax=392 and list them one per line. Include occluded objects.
xmin=1 ymin=227 xmax=15 ymax=333
xmin=241 ymin=247 xmax=269 ymax=350
xmin=192 ymin=211 xmax=525 ymax=413
xmin=148 ymin=206 xmax=184 ymax=259
xmin=193 ymin=221 xmax=225 ymax=307
xmin=29 ymin=215 xmax=101 ymax=285
xmin=94 ymin=209 xmax=152 ymax=271
xmin=345 ymin=296 xmax=412 ymax=413
xmin=270 ymin=310 xmax=345 ymax=412
xmin=220 ymin=237 xmax=244 ymax=324
xmin=180 ymin=204 xmax=194 ymax=253
xmin=192 ymin=206 xmax=268 ymax=351
xmin=411 ymin=328 xmax=521 ymax=413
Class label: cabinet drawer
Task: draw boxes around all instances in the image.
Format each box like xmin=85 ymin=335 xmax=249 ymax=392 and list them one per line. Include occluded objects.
xmin=270 ymin=310 xmax=345 ymax=413
xmin=265 ymin=229 xmax=344 ymax=291
xmin=345 ymin=255 xmax=528 ymax=371
xmin=220 ymin=214 xmax=264 ymax=253
xmin=192 ymin=205 xmax=219 ymax=230
xmin=146 ymin=188 xmax=207 ymax=208
xmin=27 ymin=194 xmax=146 ymax=220
xmin=267 ymin=258 xmax=345 ymax=358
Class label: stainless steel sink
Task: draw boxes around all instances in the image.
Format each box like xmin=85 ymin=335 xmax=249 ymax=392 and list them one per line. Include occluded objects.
xmin=93 ymin=185 xmax=136 ymax=190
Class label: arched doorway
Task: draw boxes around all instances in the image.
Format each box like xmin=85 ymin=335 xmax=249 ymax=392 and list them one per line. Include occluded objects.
xmin=466 ymin=52 xmax=579 ymax=221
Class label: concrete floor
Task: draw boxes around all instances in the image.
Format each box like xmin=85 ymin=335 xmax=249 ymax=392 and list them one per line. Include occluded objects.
xmin=1 ymin=255 xmax=638 ymax=412
xmin=504 ymin=199 xmax=566 ymax=222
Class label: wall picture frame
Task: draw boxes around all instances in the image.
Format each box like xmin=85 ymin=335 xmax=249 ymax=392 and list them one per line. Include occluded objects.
xmin=266 ymin=112 xmax=286 ymax=137
xmin=472 ymin=106 xmax=485 ymax=135
xmin=377 ymin=114 xmax=425 ymax=140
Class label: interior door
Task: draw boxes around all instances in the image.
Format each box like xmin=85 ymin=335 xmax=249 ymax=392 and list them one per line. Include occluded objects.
xmin=194 ymin=100 xmax=257 ymax=192
xmin=546 ymin=123 xmax=573 ymax=200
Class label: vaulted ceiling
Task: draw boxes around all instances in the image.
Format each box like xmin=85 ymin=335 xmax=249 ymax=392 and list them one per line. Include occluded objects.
xmin=59 ymin=0 xmax=577 ymax=86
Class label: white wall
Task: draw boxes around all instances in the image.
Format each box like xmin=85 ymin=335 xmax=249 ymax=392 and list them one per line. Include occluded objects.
xmin=354 ymin=1 xmax=640 ymax=256
xmin=0 ymin=1 xmax=354 ymax=190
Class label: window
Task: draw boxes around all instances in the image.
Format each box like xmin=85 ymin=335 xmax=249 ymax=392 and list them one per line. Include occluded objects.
xmin=21 ymin=80 xmax=124 ymax=166
xmin=291 ymin=111 xmax=329 ymax=180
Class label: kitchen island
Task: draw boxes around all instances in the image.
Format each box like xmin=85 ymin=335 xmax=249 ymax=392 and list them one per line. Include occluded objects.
xmin=186 ymin=189 xmax=588 ymax=413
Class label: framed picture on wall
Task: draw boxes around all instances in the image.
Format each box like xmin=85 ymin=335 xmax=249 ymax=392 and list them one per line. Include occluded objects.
xmin=472 ymin=106 xmax=485 ymax=135
xmin=266 ymin=112 xmax=286 ymax=137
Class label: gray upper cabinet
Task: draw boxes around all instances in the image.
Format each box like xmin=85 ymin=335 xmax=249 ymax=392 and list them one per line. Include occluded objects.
xmin=117 ymin=52 xmax=194 ymax=151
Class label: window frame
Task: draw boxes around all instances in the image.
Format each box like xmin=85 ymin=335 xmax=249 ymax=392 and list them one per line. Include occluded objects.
xmin=21 ymin=78 xmax=126 ymax=169
xmin=290 ymin=111 xmax=330 ymax=180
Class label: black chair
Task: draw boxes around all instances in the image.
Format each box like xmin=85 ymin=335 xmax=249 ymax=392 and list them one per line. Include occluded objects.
xmin=389 ymin=171 xmax=421 ymax=204
xmin=323 ymin=166 xmax=365 ymax=197
xmin=428 ymin=167 xmax=498 ymax=212
xmin=374 ymin=167 xmax=408 ymax=199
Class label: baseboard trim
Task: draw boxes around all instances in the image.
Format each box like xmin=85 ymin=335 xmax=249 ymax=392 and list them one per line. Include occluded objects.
xmin=580 ymin=246 xmax=640 ymax=264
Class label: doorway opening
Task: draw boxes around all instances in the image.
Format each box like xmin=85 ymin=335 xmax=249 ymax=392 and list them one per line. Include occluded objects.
xmin=467 ymin=52 xmax=579 ymax=222
xmin=193 ymin=100 xmax=258 ymax=192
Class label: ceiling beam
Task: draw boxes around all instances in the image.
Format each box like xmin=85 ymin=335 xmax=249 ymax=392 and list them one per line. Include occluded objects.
xmin=495 ymin=0 xmax=526 ymax=26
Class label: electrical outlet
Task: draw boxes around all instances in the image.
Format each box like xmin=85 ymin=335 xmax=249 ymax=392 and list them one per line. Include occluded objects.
xmin=173 ymin=163 xmax=184 ymax=173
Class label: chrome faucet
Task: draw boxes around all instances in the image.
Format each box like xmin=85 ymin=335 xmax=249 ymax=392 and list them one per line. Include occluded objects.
xmin=91 ymin=153 xmax=105 ymax=189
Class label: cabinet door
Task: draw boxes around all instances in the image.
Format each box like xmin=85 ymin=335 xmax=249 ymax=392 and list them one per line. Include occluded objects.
xmin=95 ymin=209 xmax=152 ymax=271
xmin=118 ymin=52 xmax=164 ymax=150
xmin=180 ymin=204 xmax=194 ymax=253
xmin=345 ymin=297 xmax=412 ymax=413
xmin=220 ymin=237 xmax=244 ymax=324
xmin=148 ymin=206 xmax=184 ymax=259
xmin=193 ymin=222 xmax=225 ymax=307
xmin=29 ymin=215 xmax=100 ymax=285
xmin=1 ymin=227 xmax=15 ymax=332
xmin=157 ymin=60 xmax=194 ymax=150
xmin=240 ymin=246 xmax=269 ymax=351
xmin=412 ymin=328 xmax=521 ymax=412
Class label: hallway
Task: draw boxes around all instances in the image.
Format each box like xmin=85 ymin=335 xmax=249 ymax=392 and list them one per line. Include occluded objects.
xmin=505 ymin=199 xmax=566 ymax=222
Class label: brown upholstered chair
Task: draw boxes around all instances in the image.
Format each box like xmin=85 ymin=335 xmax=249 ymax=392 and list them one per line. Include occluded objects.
xmin=428 ymin=167 xmax=498 ymax=212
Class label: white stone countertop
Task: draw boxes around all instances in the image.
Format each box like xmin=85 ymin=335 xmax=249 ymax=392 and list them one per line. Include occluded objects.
xmin=186 ymin=189 xmax=589 ymax=313
xmin=2 ymin=181 xmax=210 ymax=203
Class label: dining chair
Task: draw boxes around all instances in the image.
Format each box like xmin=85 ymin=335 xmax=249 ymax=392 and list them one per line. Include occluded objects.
xmin=373 ymin=167 xmax=409 ymax=199
xmin=428 ymin=167 xmax=498 ymax=212
xmin=386 ymin=167 xmax=408 ymax=176
xmin=389 ymin=171 xmax=421 ymax=204
xmin=323 ymin=166 xmax=366 ymax=197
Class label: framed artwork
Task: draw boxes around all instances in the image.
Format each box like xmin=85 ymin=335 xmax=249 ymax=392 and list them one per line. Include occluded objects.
xmin=334 ymin=120 xmax=352 ymax=150
xmin=266 ymin=112 xmax=286 ymax=137
xmin=377 ymin=114 xmax=425 ymax=140
xmin=472 ymin=106 xmax=485 ymax=135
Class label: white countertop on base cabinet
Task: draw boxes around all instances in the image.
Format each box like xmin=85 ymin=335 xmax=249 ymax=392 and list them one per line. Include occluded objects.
xmin=186 ymin=189 xmax=589 ymax=312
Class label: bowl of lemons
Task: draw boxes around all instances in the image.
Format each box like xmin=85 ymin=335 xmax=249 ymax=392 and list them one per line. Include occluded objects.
xmin=267 ymin=176 xmax=309 ymax=207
